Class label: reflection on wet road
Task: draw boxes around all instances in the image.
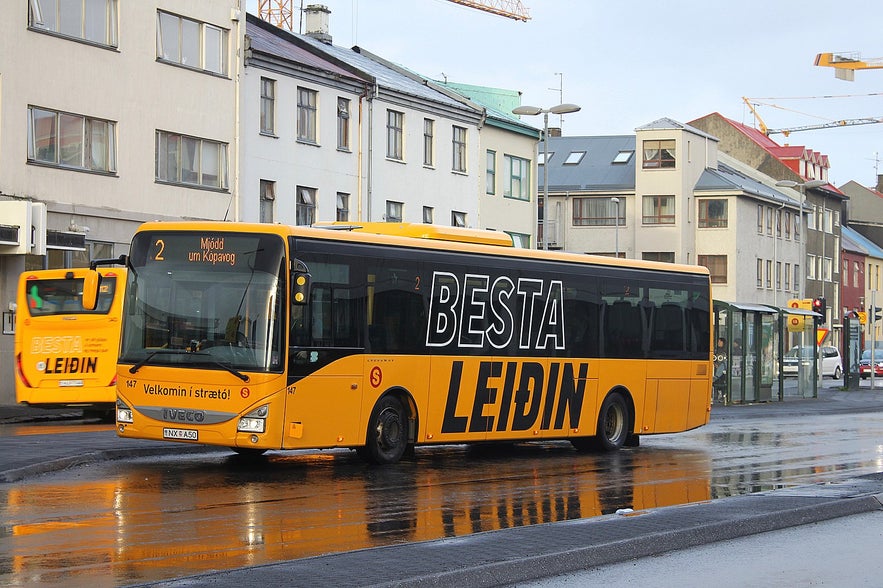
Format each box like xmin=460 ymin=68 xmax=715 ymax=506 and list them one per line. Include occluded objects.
xmin=1 ymin=411 xmax=882 ymax=586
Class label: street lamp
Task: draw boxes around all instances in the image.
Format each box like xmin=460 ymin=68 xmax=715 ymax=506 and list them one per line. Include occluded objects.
xmin=512 ymin=103 xmax=582 ymax=250
xmin=775 ymin=179 xmax=825 ymax=299
xmin=610 ymin=197 xmax=620 ymax=257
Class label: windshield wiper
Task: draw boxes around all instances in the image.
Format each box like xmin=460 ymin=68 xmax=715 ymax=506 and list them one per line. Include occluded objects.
xmin=188 ymin=352 xmax=250 ymax=382
xmin=128 ymin=349 xmax=191 ymax=374
xmin=128 ymin=349 xmax=249 ymax=382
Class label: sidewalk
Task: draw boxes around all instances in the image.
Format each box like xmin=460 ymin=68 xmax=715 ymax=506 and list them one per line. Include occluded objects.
xmin=3 ymin=385 xmax=883 ymax=587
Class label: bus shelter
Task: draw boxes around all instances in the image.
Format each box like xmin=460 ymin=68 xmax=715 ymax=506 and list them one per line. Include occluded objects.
xmin=783 ymin=306 xmax=823 ymax=399
xmin=713 ymin=301 xmax=780 ymax=404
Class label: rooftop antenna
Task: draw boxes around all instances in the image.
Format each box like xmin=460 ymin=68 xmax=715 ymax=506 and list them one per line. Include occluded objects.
xmin=550 ymin=72 xmax=565 ymax=130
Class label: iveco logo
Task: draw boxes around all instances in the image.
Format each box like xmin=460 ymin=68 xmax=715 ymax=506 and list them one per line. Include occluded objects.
xmin=162 ymin=408 xmax=206 ymax=423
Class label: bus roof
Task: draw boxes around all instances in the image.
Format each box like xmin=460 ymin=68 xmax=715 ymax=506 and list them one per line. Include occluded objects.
xmin=311 ymin=221 xmax=514 ymax=247
xmin=132 ymin=221 xmax=709 ymax=277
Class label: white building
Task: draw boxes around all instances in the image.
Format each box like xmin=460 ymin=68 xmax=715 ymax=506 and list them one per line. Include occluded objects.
xmin=0 ymin=0 xmax=243 ymax=404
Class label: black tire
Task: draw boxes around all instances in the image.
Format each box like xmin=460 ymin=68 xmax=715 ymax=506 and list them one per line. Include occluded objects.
xmin=833 ymin=366 xmax=842 ymax=379
xmin=594 ymin=392 xmax=630 ymax=451
xmin=362 ymin=395 xmax=408 ymax=465
xmin=571 ymin=392 xmax=631 ymax=452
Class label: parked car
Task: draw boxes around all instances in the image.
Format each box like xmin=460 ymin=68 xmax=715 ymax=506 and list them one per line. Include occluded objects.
xmin=859 ymin=349 xmax=883 ymax=379
xmin=782 ymin=345 xmax=843 ymax=379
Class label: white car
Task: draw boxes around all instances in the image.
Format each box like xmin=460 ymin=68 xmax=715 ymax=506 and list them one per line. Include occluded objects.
xmin=782 ymin=346 xmax=842 ymax=379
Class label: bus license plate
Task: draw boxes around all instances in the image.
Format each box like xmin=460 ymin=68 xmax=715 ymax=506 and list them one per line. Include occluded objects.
xmin=163 ymin=428 xmax=198 ymax=441
xmin=59 ymin=380 xmax=83 ymax=387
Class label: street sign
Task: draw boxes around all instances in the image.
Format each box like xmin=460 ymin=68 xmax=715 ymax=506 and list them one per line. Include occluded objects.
xmin=816 ymin=328 xmax=829 ymax=346
xmin=858 ymin=311 xmax=867 ymax=325
xmin=786 ymin=298 xmax=812 ymax=333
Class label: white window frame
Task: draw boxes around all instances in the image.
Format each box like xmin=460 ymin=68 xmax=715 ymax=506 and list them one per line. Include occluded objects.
xmin=28 ymin=105 xmax=116 ymax=173
xmin=155 ymin=130 xmax=228 ymax=190
xmin=156 ymin=10 xmax=228 ymax=76
xmin=29 ymin=0 xmax=119 ymax=47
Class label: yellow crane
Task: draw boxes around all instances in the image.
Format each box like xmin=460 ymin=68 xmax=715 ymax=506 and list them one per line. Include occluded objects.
xmin=815 ymin=52 xmax=883 ymax=81
xmin=742 ymin=96 xmax=883 ymax=137
xmin=258 ymin=0 xmax=530 ymax=31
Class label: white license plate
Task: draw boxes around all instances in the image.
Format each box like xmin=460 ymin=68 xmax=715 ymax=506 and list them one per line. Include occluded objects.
xmin=163 ymin=428 xmax=198 ymax=440
xmin=59 ymin=380 xmax=83 ymax=387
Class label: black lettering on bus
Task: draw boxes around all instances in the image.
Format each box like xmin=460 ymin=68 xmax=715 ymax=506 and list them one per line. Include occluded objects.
xmin=441 ymin=360 xmax=467 ymax=433
xmin=496 ymin=361 xmax=518 ymax=431
xmin=512 ymin=361 xmax=543 ymax=431
xmin=556 ymin=363 xmax=588 ymax=430
xmin=469 ymin=361 xmax=502 ymax=432
xmin=540 ymin=362 xmax=561 ymax=430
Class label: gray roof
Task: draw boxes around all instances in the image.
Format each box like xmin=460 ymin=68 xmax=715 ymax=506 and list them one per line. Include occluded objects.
xmin=541 ymin=136 xmax=637 ymax=192
xmin=295 ymin=36 xmax=471 ymax=112
xmin=697 ymin=162 xmax=799 ymax=207
xmin=246 ymin=16 xmax=364 ymax=82
xmin=636 ymin=117 xmax=718 ymax=141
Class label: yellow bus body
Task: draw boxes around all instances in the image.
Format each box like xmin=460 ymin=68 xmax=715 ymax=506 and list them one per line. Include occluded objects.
xmin=14 ymin=267 xmax=126 ymax=411
xmin=110 ymin=221 xmax=712 ymax=462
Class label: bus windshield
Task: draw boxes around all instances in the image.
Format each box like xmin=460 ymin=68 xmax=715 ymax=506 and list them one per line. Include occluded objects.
xmin=119 ymin=231 xmax=286 ymax=373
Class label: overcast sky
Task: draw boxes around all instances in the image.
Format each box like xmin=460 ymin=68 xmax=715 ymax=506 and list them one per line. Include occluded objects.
xmin=246 ymin=0 xmax=883 ymax=188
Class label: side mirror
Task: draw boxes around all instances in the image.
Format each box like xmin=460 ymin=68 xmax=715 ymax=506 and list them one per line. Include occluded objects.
xmin=81 ymin=270 xmax=102 ymax=310
xmin=291 ymin=272 xmax=311 ymax=305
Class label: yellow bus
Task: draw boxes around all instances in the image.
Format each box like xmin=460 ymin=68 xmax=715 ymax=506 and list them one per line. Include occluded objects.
xmin=14 ymin=266 xmax=126 ymax=417
xmin=86 ymin=221 xmax=712 ymax=463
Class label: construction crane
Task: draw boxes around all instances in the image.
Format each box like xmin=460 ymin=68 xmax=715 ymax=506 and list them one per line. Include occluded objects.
xmin=742 ymin=96 xmax=883 ymax=137
xmin=446 ymin=0 xmax=530 ymax=21
xmin=259 ymin=0 xmax=530 ymax=31
xmin=815 ymin=52 xmax=883 ymax=81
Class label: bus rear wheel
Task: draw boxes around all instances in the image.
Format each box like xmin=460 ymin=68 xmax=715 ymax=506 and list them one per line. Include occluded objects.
xmin=571 ymin=392 xmax=630 ymax=452
xmin=361 ymin=395 xmax=408 ymax=465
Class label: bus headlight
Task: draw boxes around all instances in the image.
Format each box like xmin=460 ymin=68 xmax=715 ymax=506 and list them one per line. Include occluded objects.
xmin=238 ymin=404 xmax=268 ymax=433
xmin=116 ymin=398 xmax=133 ymax=424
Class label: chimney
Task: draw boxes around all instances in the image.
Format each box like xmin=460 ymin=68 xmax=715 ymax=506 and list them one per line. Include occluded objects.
xmin=876 ymin=174 xmax=883 ymax=193
xmin=548 ymin=127 xmax=562 ymax=138
xmin=304 ymin=4 xmax=331 ymax=44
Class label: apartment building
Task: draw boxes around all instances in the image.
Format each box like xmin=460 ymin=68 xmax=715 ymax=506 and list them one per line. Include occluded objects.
xmin=0 ymin=1 xmax=243 ymax=403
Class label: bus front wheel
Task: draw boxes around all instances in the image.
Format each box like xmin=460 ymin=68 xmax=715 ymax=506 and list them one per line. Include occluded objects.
xmin=361 ymin=395 xmax=408 ymax=465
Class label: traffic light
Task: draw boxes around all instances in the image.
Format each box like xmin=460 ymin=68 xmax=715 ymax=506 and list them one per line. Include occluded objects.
xmin=812 ymin=296 xmax=826 ymax=325
xmin=873 ymin=306 xmax=883 ymax=323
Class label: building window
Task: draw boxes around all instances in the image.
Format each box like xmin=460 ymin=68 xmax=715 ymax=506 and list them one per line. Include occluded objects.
xmin=28 ymin=106 xmax=116 ymax=173
xmin=259 ymin=179 xmax=275 ymax=223
xmin=452 ymin=211 xmax=466 ymax=227
xmin=854 ymin=261 xmax=860 ymax=288
xmin=807 ymin=255 xmax=816 ymax=279
xmin=807 ymin=205 xmax=817 ymax=231
xmin=795 ymin=212 xmax=800 ymax=241
xmin=766 ymin=207 xmax=773 ymax=236
xmin=785 ymin=263 xmax=791 ymax=290
xmin=155 ymin=130 xmax=227 ymax=189
xmin=260 ymin=78 xmax=275 ymax=135
xmin=784 ymin=211 xmax=791 ymax=239
xmin=29 ymin=0 xmax=119 ymax=47
xmin=537 ymin=152 xmax=553 ymax=165
xmin=642 ymin=139 xmax=675 ymax=168
xmin=757 ymin=204 xmax=763 ymax=233
xmin=296 ymin=186 xmax=316 ymax=225
xmin=486 ymin=150 xmax=496 ymax=194
xmin=423 ymin=206 xmax=433 ymax=224
xmin=612 ymin=150 xmax=633 ymax=164
xmin=794 ymin=265 xmax=800 ymax=294
xmin=642 ymin=195 xmax=675 ymax=224
xmin=297 ymin=87 xmax=318 ymax=143
xmin=699 ymin=255 xmax=727 ymax=284
xmin=564 ymin=151 xmax=586 ymax=165
xmin=642 ymin=252 xmax=675 ymax=263
xmin=337 ymin=98 xmax=350 ymax=150
xmin=424 ymin=118 xmax=434 ymax=166
xmin=756 ymin=258 xmax=763 ymax=287
xmin=156 ymin=10 xmax=228 ymax=76
xmin=452 ymin=126 xmax=467 ymax=173
xmin=823 ymin=257 xmax=833 ymax=281
xmin=776 ymin=208 xmax=782 ymax=237
xmin=336 ymin=192 xmax=349 ymax=221
xmin=766 ymin=259 xmax=773 ymax=288
xmin=386 ymin=110 xmax=403 ymax=160
xmin=573 ymin=197 xmax=623 ymax=226
xmin=386 ymin=200 xmax=403 ymax=223
xmin=504 ymin=154 xmax=529 ymax=200
xmin=698 ymin=199 xmax=727 ymax=228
